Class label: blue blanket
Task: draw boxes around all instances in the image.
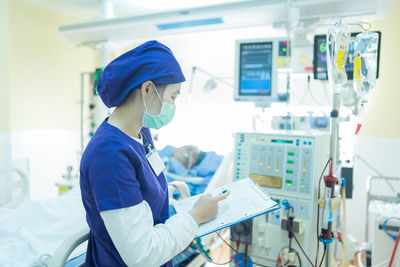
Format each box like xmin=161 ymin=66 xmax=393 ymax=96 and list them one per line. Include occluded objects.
xmin=158 ymin=146 xmax=223 ymax=196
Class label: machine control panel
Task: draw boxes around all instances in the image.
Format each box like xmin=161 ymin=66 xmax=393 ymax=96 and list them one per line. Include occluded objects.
xmin=234 ymin=132 xmax=326 ymax=198
xmin=232 ymin=132 xmax=329 ymax=265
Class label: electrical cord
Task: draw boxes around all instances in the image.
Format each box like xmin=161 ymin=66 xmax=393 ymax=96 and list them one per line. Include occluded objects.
xmin=315 ymin=157 xmax=333 ymax=267
xmin=281 ymin=249 xmax=290 ymax=267
xmin=216 ymin=232 xmax=272 ymax=267
xmin=279 ymin=246 xmax=302 ymax=267
xmin=341 ymin=183 xmax=349 ymax=266
xmin=286 ymin=207 xmax=315 ymax=267
xmin=319 ymin=249 xmax=326 ymax=267
xmin=285 ymin=215 xmax=293 ymax=267
xmin=289 ymin=225 xmax=313 ymax=266
xmin=294 ymin=250 xmax=302 ymax=267
xmin=245 ymin=244 xmax=248 ymax=266
xmin=194 ymin=238 xmax=233 ymax=265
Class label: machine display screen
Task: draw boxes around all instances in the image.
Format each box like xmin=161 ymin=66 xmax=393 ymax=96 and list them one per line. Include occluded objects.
xmin=239 ymin=42 xmax=273 ymax=96
xmin=314 ymin=35 xmax=328 ymax=80
xmin=93 ymin=68 xmax=104 ymax=95
xmin=271 ymin=139 xmax=293 ymax=144
xmin=313 ymin=32 xmax=381 ymax=80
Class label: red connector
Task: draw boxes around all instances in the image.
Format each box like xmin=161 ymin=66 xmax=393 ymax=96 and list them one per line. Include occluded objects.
xmin=336 ymin=231 xmax=342 ymax=241
xmin=355 ymin=123 xmax=362 ymax=135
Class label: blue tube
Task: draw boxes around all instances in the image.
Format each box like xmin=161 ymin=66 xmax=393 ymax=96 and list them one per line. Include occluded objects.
xmin=382 ymin=217 xmax=400 ymax=241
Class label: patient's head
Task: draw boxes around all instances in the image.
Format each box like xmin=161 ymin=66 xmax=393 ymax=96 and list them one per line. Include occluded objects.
xmin=172 ymin=145 xmax=202 ymax=169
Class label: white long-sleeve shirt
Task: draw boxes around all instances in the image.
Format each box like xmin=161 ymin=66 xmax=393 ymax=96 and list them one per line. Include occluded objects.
xmin=100 ymin=200 xmax=199 ymax=267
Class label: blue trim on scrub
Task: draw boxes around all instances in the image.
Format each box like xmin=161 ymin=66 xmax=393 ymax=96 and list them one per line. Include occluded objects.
xmin=80 ymin=119 xmax=171 ymax=267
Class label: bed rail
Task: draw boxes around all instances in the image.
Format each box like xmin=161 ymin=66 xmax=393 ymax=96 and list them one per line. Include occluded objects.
xmin=48 ymin=227 xmax=89 ymax=267
xmin=0 ymin=168 xmax=29 ymax=208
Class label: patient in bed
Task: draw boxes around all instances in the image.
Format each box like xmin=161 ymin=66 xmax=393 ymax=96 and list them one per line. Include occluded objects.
xmin=158 ymin=145 xmax=223 ymax=196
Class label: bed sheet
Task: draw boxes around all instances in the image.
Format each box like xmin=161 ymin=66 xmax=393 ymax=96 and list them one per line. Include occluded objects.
xmin=0 ymin=187 xmax=87 ymax=267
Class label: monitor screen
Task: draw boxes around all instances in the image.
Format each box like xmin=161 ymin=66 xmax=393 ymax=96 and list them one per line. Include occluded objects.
xmin=313 ymin=32 xmax=381 ymax=80
xmin=239 ymin=42 xmax=273 ymax=96
xmin=314 ymin=35 xmax=328 ymax=80
xmin=93 ymin=68 xmax=104 ymax=95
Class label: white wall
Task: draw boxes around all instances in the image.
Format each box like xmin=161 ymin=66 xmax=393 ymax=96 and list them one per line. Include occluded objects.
xmin=4 ymin=0 xmax=96 ymax=201
xmin=0 ymin=0 xmax=12 ymax=205
xmin=11 ymin=129 xmax=81 ymax=200
xmin=359 ymin=1 xmax=400 ymax=139
xmin=0 ymin=134 xmax=12 ymax=205
xmin=9 ymin=0 xmax=96 ymax=131
xmin=0 ymin=0 xmax=10 ymax=134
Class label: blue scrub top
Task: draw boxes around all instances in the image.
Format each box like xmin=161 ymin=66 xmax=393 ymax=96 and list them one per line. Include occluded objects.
xmin=80 ymin=119 xmax=172 ymax=267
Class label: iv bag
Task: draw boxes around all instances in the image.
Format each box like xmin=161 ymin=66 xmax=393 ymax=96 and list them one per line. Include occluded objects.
xmin=353 ymin=31 xmax=379 ymax=102
xmin=326 ymin=23 xmax=350 ymax=89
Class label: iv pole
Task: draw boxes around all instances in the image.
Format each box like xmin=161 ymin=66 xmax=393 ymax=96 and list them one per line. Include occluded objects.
xmin=319 ymin=20 xmax=371 ymax=267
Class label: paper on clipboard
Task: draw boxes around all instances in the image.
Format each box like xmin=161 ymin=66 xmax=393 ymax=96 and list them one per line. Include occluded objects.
xmin=173 ymin=177 xmax=280 ymax=237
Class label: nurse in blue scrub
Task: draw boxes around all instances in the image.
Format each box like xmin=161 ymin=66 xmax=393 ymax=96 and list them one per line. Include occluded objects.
xmin=79 ymin=40 xmax=229 ymax=267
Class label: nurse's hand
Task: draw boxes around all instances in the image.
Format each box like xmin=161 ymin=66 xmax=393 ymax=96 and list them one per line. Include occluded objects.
xmin=188 ymin=191 xmax=230 ymax=225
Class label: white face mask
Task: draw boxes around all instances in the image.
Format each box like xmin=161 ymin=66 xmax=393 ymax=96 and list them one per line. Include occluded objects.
xmin=141 ymin=84 xmax=176 ymax=129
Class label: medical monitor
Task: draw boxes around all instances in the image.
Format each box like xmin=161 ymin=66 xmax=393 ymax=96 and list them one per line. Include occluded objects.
xmin=313 ymin=31 xmax=381 ymax=80
xmin=235 ymin=38 xmax=287 ymax=104
xmin=93 ymin=68 xmax=104 ymax=95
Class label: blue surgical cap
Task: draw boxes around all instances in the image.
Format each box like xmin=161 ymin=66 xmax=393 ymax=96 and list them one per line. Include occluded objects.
xmin=97 ymin=40 xmax=185 ymax=108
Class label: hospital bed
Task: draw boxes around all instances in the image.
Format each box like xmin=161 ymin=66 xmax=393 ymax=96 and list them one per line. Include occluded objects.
xmin=0 ymin=168 xmax=29 ymax=208
xmin=0 ymin=186 xmax=87 ymax=267
xmin=48 ymin=151 xmax=234 ymax=267
xmin=165 ymin=150 xmax=234 ymax=194
xmin=365 ymin=176 xmax=400 ymax=266
xmin=48 ymin=182 xmax=190 ymax=267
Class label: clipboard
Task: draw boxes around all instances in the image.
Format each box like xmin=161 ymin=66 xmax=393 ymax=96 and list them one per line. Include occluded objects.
xmin=173 ymin=177 xmax=281 ymax=238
